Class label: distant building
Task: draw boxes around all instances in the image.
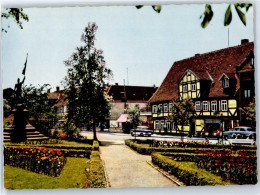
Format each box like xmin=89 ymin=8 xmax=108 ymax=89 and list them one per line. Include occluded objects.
xmin=47 ymin=86 xmax=67 ymax=125
xmin=149 ymin=40 xmax=255 ymax=137
xmin=106 ymin=83 xmax=158 ymax=129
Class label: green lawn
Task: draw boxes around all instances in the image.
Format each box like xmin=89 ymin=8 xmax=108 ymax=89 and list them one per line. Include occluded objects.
xmin=4 ymin=157 xmax=90 ymax=189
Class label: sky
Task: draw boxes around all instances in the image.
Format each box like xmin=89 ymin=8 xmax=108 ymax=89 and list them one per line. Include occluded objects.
xmin=1 ymin=4 xmax=254 ymax=91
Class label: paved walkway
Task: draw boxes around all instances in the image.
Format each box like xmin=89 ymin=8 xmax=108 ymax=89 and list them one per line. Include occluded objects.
xmin=99 ymin=140 xmax=177 ymax=188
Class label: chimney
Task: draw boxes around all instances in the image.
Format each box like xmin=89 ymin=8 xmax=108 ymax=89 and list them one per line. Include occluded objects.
xmin=241 ymin=39 xmax=249 ymax=44
xmin=153 ymin=84 xmax=156 ymax=88
xmin=56 ymin=86 xmax=60 ymax=92
xmin=195 ymin=53 xmax=200 ymax=56
xmin=47 ymin=88 xmax=51 ymax=93
xmin=115 ymin=83 xmax=118 ymax=86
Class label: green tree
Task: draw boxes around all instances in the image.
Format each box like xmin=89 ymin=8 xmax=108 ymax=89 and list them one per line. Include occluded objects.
xmin=242 ymin=99 xmax=256 ymax=128
xmin=136 ymin=3 xmax=252 ymax=28
xmin=200 ymin=3 xmax=252 ymax=28
xmin=1 ymin=8 xmax=29 ymax=32
xmin=64 ymin=22 xmax=112 ymax=140
xmin=167 ymin=98 xmax=195 ymax=141
xmin=22 ymin=84 xmax=57 ymax=136
xmin=3 ymin=99 xmax=11 ymax=117
xmin=126 ymin=107 xmax=141 ymax=129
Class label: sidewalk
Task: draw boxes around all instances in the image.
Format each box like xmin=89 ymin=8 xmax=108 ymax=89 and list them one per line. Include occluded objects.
xmin=99 ymin=142 xmax=177 ymax=188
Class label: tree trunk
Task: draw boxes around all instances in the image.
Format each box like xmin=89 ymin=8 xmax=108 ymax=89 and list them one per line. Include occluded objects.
xmin=93 ymin=121 xmax=97 ymax=140
xmin=181 ymin=125 xmax=184 ymax=142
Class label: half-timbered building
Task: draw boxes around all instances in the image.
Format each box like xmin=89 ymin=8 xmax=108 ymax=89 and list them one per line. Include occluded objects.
xmin=149 ymin=40 xmax=254 ymax=137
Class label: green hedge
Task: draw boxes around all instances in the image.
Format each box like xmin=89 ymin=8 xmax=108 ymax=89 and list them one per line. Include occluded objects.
xmin=92 ymin=140 xmax=99 ymax=151
xmin=152 ymin=152 xmax=231 ymax=186
xmin=6 ymin=144 xmax=92 ymax=150
xmin=125 ymin=140 xmax=256 ymax=155
xmin=64 ymin=149 xmax=91 ymax=158
xmin=88 ymin=151 xmax=106 ymax=188
xmin=130 ymin=139 xmax=256 ymax=150
xmin=125 ymin=139 xmax=202 ymax=154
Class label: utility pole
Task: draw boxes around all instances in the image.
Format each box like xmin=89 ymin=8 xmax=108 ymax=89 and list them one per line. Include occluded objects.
xmin=126 ymin=67 xmax=129 ymax=85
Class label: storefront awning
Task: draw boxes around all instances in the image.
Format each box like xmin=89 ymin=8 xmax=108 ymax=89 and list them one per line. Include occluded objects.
xmin=116 ymin=114 xmax=129 ymax=123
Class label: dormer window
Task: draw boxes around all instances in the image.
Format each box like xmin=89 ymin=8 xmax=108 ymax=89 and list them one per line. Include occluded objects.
xmin=223 ymin=78 xmax=229 ymax=88
xmin=251 ymin=58 xmax=254 ymax=66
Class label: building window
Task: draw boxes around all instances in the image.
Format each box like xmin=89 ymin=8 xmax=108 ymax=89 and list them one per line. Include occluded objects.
xmin=195 ymin=101 xmax=201 ymax=111
xmin=251 ymin=58 xmax=254 ymax=66
xmin=152 ymin=105 xmax=157 ymax=113
xmin=164 ymin=103 xmax=168 ymax=112
xmin=221 ymin=100 xmax=228 ymax=111
xmin=166 ymin=121 xmax=171 ymax=130
xmin=211 ymin=101 xmax=217 ymax=112
xmin=183 ymin=85 xmax=188 ymax=92
xmin=203 ymin=101 xmax=208 ymax=111
xmin=158 ymin=104 xmax=162 ymax=112
xmin=155 ymin=121 xmax=159 ymax=129
xmin=169 ymin=103 xmax=173 ymax=112
xmin=244 ymin=89 xmax=251 ymax=98
xmin=161 ymin=121 xmax=164 ymax=130
xmin=223 ymin=78 xmax=229 ymax=88
xmin=191 ymin=83 xmax=196 ymax=91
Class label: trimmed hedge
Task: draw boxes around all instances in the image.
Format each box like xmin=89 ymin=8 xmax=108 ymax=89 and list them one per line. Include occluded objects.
xmin=92 ymin=140 xmax=99 ymax=151
xmin=131 ymin=139 xmax=256 ymax=150
xmin=6 ymin=144 xmax=92 ymax=150
xmin=125 ymin=139 xmax=256 ymax=155
xmin=152 ymin=152 xmax=231 ymax=186
xmin=88 ymin=151 xmax=106 ymax=188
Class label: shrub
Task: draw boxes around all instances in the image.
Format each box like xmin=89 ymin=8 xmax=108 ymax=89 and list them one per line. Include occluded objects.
xmin=88 ymin=151 xmax=106 ymax=188
xmin=92 ymin=140 xmax=99 ymax=151
xmin=151 ymin=152 xmax=231 ymax=186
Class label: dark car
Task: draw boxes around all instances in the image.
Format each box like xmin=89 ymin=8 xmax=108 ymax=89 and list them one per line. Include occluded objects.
xmin=130 ymin=126 xmax=153 ymax=137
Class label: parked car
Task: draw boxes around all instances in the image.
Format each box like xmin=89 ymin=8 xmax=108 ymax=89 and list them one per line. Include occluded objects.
xmin=223 ymin=130 xmax=256 ymax=145
xmin=130 ymin=126 xmax=153 ymax=137
xmin=230 ymin=126 xmax=255 ymax=132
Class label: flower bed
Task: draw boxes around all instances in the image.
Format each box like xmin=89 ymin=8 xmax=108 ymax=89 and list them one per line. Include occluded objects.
xmin=195 ymin=149 xmax=257 ymax=184
xmin=4 ymin=147 xmax=67 ymax=177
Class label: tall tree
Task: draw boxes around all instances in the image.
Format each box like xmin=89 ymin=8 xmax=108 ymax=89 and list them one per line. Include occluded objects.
xmin=2 ymin=8 xmax=29 ymax=32
xmin=242 ymin=98 xmax=256 ymax=128
xmin=22 ymin=84 xmax=57 ymax=136
xmin=64 ymin=22 xmax=112 ymax=140
xmin=127 ymin=107 xmax=141 ymax=129
xmin=136 ymin=3 xmax=252 ymax=28
xmin=167 ymin=98 xmax=195 ymax=141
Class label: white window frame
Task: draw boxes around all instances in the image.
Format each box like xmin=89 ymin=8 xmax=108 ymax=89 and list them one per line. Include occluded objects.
xmin=164 ymin=103 xmax=168 ymax=112
xmin=155 ymin=121 xmax=159 ymax=129
xmin=195 ymin=101 xmax=201 ymax=111
xmin=211 ymin=101 xmax=217 ymax=112
xmin=221 ymin=100 xmax=228 ymax=111
xmin=244 ymin=89 xmax=251 ymax=98
xmin=203 ymin=101 xmax=208 ymax=111
xmin=183 ymin=85 xmax=188 ymax=92
xmin=161 ymin=120 xmax=164 ymax=130
xmin=166 ymin=121 xmax=171 ymax=130
xmin=152 ymin=105 xmax=158 ymax=113
xmin=191 ymin=83 xmax=196 ymax=91
xmin=158 ymin=104 xmax=162 ymax=112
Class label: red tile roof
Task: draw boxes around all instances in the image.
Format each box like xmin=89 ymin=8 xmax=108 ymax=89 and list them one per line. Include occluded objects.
xmin=149 ymin=42 xmax=254 ymax=103
xmin=107 ymin=85 xmax=157 ymax=102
